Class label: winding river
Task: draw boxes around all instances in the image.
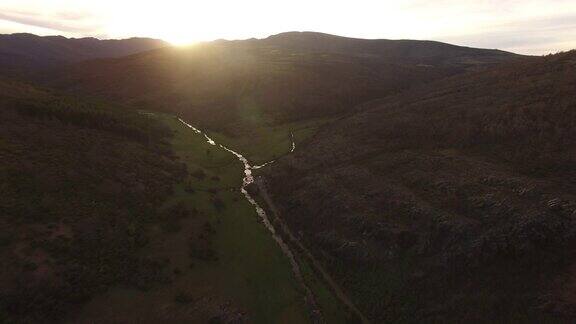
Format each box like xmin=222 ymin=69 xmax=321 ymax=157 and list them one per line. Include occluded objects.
xmin=177 ymin=117 xmax=371 ymax=323
xmin=177 ymin=118 xmax=323 ymax=321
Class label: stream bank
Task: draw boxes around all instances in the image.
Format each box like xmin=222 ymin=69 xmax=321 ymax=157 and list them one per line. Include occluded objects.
xmin=178 ymin=118 xmax=324 ymax=323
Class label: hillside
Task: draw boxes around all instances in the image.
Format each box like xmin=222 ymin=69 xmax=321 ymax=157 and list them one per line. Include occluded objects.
xmin=0 ymin=77 xmax=346 ymax=323
xmin=49 ymin=32 xmax=521 ymax=144
xmin=264 ymin=50 xmax=576 ymax=322
xmin=0 ymin=78 xmax=189 ymax=322
xmin=0 ymin=33 xmax=167 ymax=77
xmin=262 ymin=32 xmax=517 ymax=69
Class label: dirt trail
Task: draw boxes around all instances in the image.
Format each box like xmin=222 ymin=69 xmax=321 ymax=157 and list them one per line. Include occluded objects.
xmin=255 ymin=178 xmax=371 ymax=324
xmin=178 ymin=118 xmax=324 ymax=323
xmin=179 ymin=117 xmax=369 ymax=323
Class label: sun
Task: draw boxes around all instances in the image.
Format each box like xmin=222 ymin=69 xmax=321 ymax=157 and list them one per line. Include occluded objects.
xmin=164 ymin=35 xmax=197 ymax=46
xmin=105 ymin=3 xmax=203 ymax=46
xmin=158 ymin=28 xmax=202 ymax=46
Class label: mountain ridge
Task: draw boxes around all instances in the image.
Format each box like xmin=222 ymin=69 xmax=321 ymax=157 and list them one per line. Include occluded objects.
xmin=46 ymin=31 xmax=523 ymax=140
xmin=0 ymin=33 xmax=168 ymax=77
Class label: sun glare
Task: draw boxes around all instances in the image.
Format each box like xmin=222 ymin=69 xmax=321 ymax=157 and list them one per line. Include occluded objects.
xmin=1 ymin=0 xmax=575 ymax=54
xmin=102 ymin=1 xmax=209 ymax=46
xmin=164 ymin=35 xmax=198 ymax=46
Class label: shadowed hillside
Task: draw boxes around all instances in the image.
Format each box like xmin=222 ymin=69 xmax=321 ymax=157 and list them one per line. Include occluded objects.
xmin=0 ymin=77 xmax=335 ymax=323
xmin=265 ymin=50 xmax=576 ymax=322
xmin=49 ymin=32 xmax=521 ymax=138
xmin=0 ymin=78 xmax=190 ymax=322
xmin=0 ymin=33 xmax=167 ymax=77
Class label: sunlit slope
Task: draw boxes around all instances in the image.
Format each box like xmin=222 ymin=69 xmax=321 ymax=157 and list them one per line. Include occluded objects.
xmin=266 ymin=50 xmax=576 ymax=322
xmin=50 ymin=32 xmax=521 ymax=135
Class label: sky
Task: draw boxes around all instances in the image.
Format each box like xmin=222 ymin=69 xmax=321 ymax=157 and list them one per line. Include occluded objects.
xmin=0 ymin=0 xmax=575 ymax=55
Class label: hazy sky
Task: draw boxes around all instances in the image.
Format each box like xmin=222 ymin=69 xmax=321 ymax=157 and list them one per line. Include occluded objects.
xmin=1 ymin=0 xmax=575 ymax=55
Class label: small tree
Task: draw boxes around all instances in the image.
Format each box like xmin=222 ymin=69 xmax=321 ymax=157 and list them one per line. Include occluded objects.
xmin=191 ymin=169 xmax=206 ymax=180
xmin=212 ymin=197 xmax=225 ymax=212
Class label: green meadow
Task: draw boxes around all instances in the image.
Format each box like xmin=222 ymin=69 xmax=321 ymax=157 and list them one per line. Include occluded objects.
xmin=71 ymin=113 xmax=345 ymax=323
xmin=157 ymin=115 xmax=311 ymax=323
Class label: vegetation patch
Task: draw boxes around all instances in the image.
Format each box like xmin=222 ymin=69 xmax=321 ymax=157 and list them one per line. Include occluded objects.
xmin=0 ymin=86 xmax=185 ymax=322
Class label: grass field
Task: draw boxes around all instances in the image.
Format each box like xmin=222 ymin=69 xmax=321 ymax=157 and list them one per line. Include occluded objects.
xmin=162 ymin=115 xmax=317 ymax=322
xmin=67 ymin=114 xmax=309 ymax=323
xmin=162 ymin=114 xmax=350 ymax=322
xmin=208 ymin=115 xmax=335 ymax=165
xmin=66 ymin=113 xmax=345 ymax=323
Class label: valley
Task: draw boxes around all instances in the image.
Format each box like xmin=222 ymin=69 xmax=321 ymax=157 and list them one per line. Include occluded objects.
xmin=62 ymin=112 xmax=355 ymax=323
xmin=1 ymin=28 xmax=575 ymax=323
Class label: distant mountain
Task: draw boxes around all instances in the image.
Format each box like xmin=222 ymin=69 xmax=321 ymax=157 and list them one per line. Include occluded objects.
xmin=265 ymin=50 xmax=576 ymax=322
xmin=49 ymin=32 xmax=522 ymax=135
xmin=0 ymin=33 xmax=168 ymax=76
xmin=2 ymin=30 xmax=568 ymax=323
xmin=261 ymin=31 xmax=519 ymax=69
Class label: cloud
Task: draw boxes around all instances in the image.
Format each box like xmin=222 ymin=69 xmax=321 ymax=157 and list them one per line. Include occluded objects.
xmin=438 ymin=13 xmax=576 ymax=54
xmin=0 ymin=9 xmax=101 ymax=34
xmin=0 ymin=0 xmax=574 ymax=52
xmin=56 ymin=11 xmax=94 ymax=21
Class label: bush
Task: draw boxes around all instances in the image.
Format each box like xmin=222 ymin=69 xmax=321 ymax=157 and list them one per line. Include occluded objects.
xmin=174 ymin=292 xmax=193 ymax=304
xmin=191 ymin=169 xmax=206 ymax=180
xmin=212 ymin=197 xmax=225 ymax=212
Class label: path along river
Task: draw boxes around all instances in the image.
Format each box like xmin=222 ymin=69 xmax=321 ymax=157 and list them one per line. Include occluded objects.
xmin=177 ymin=118 xmax=323 ymax=322
xmin=177 ymin=117 xmax=369 ymax=324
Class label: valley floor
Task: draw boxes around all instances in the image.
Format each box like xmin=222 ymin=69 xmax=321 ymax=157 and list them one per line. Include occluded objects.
xmin=66 ymin=114 xmax=346 ymax=323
